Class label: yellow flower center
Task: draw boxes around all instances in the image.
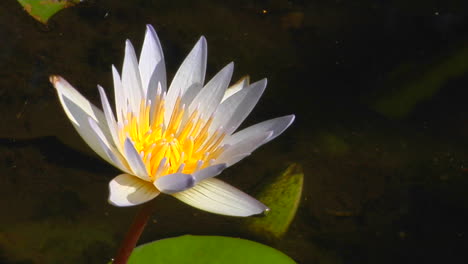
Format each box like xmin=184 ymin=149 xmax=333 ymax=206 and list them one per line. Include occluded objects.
xmin=117 ymin=92 xmax=226 ymax=181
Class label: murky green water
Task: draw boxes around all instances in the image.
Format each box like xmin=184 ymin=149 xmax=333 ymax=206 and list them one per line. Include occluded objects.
xmin=1 ymin=0 xmax=468 ymax=263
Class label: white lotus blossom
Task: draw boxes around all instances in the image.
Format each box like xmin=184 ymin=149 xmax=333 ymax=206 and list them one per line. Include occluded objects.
xmin=50 ymin=25 xmax=294 ymax=217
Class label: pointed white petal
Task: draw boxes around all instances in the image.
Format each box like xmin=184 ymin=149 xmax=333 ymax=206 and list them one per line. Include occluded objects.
xmin=50 ymin=75 xmax=114 ymax=164
xmin=173 ymin=178 xmax=268 ymax=217
xmin=139 ymin=25 xmax=166 ymax=93
xmin=102 ymin=143 xmax=132 ymax=174
xmin=189 ymin=62 xmax=234 ymax=119
xmin=211 ymin=88 xmax=248 ymax=131
xmin=122 ymin=40 xmax=144 ymax=113
xmin=88 ymin=117 xmax=130 ymax=173
xmin=221 ymin=76 xmax=249 ymax=102
xmin=225 ymin=115 xmax=295 ymax=146
xmin=217 ymin=131 xmax=273 ymax=166
xmin=193 ymin=163 xmax=227 ymax=182
xmin=148 ymin=82 xmax=163 ymax=124
xmin=146 ymin=63 xmax=167 ymax=104
xmin=50 ymin=75 xmax=104 ymax=125
xmin=154 ymin=173 xmax=195 ymax=194
xmin=219 ymin=153 xmax=250 ymax=167
xmin=212 ymin=79 xmax=267 ymax=134
xmin=109 ymin=174 xmax=159 ymax=207
xmin=123 ymin=138 xmax=150 ymax=181
xmin=87 ymin=116 xmax=116 ymax=157
xmin=224 ymin=79 xmax=267 ymax=134
xmin=165 ymin=37 xmax=207 ymax=123
xmin=112 ymin=65 xmax=127 ymax=122
xmin=180 ymin=82 xmax=203 ymax=108
xmin=97 ymin=85 xmax=121 ymax=150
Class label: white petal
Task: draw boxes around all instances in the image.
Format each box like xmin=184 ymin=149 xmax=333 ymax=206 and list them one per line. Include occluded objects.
xmin=225 ymin=115 xmax=295 ymax=146
xmin=88 ymin=117 xmax=130 ymax=173
xmin=51 ymin=75 xmax=103 ymax=125
xmin=122 ymin=40 xmax=144 ymax=114
xmin=109 ymin=174 xmax=159 ymax=207
xmin=112 ymin=65 xmax=127 ymax=122
xmin=172 ymin=178 xmax=268 ymax=217
xmin=189 ymin=62 xmax=234 ymax=120
xmin=180 ymin=82 xmax=203 ymax=107
xmin=123 ymin=138 xmax=150 ymax=181
xmin=165 ymin=37 xmax=207 ymax=124
xmin=217 ymin=131 xmax=273 ymax=166
xmin=193 ymin=163 xmax=227 ymax=182
xmin=154 ymin=173 xmax=195 ymax=194
xmin=148 ymin=82 xmax=163 ymax=124
xmin=139 ymin=25 xmax=166 ymax=93
xmin=97 ymin=85 xmax=121 ymax=150
xmin=146 ymin=63 xmax=167 ymax=104
xmin=102 ymin=143 xmax=131 ymax=174
xmin=218 ymin=153 xmax=250 ymax=168
xmin=224 ymin=79 xmax=267 ymax=134
xmin=212 ymin=79 xmax=266 ymax=134
xmin=211 ymin=90 xmax=248 ymax=132
xmin=50 ymin=75 xmax=114 ymax=164
xmin=221 ymin=76 xmax=250 ymax=102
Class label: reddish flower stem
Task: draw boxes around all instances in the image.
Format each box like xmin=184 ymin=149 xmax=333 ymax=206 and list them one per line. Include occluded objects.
xmin=113 ymin=201 xmax=156 ymax=264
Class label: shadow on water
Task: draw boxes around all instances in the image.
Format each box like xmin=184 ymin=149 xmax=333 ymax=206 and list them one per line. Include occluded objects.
xmin=0 ymin=137 xmax=116 ymax=174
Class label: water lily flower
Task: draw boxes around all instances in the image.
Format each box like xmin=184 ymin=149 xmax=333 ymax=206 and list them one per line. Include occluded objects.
xmin=50 ymin=25 xmax=294 ymax=217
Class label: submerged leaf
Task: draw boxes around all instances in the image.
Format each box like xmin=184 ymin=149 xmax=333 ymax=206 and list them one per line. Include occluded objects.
xmin=245 ymin=163 xmax=304 ymax=239
xmin=17 ymin=0 xmax=81 ymax=24
xmin=371 ymin=45 xmax=468 ymax=119
xmin=128 ymin=235 xmax=296 ymax=264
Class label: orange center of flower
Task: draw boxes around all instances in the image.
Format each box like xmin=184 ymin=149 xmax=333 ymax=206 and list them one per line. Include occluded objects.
xmin=118 ymin=92 xmax=226 ymax=181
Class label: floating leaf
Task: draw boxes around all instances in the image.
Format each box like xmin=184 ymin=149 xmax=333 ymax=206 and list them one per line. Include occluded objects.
xmin=245 ymin=163 xmax=304 ymax=239
xmin=17 ymin=0 xmax=81 ymax=24
xmin=128 ymin=235 xmax=296 ymax=264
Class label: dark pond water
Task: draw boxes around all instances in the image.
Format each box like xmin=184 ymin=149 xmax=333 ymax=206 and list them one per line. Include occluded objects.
xmin=1 ymin=0 xmax=468 ymax=263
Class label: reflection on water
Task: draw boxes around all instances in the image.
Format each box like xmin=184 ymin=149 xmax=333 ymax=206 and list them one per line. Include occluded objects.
xmin=1 ymin=0 xmax=468 ymax=263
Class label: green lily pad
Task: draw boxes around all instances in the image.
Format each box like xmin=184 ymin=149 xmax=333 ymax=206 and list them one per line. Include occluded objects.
xmin=17 ymin=0 xmax=81 ymax=24
xmin=128 ymin=235 xmax=296 ymax=264
xmin=245 ymin=163 xmax=304 ymax=239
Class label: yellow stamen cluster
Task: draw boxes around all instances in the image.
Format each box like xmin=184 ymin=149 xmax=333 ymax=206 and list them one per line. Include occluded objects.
xmin=118 ymin=91 xmax=226 ymax=181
